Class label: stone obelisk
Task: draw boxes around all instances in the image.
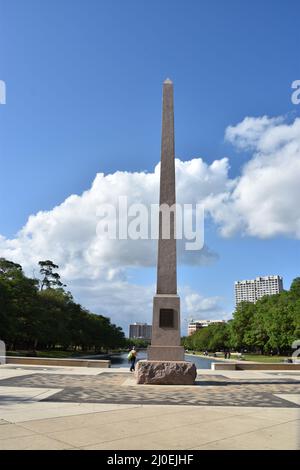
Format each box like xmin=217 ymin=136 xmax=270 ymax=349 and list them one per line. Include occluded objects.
xmin=147 ymin=78 xmax=184 ymax=362
xmin=136 ymin=79 xmax=196 ymax=384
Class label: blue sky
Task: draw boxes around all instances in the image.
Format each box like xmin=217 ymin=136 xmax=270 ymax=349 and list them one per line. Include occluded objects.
xmin=1 ymin=0 xmax=300 ymax=333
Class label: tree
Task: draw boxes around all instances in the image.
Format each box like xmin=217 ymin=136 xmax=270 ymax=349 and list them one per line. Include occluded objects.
xmin=0 ymin=258 xmax=39 ymax=349
xmin=182 ymin=276 xmax=300 ymax=355
xmin=207 ymin=322 xmax=230 ymax=351
xmin=0 ymin=258 xmax=22 ymax=276
xmin=0 ymin=257 xmax=126 ymax=352
xmin=39 ymin=260 xmax=65 ymax=290
xmin=289 ymin=277 xmax=300 ymax=299
xmin=228 ymin=302 xmax=256 ymax=351
xmin=127 ymin=338 xmax=149 ymax=349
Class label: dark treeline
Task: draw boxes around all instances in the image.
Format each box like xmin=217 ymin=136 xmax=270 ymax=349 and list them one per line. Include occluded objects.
xmin=0 ymin=258 xmax=126 ymax=352
xmin=183 ymin=278 xmax=300 ymax=355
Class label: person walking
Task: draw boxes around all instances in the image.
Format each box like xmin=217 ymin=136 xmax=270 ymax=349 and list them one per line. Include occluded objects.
xmin=128 ymin=346 xmax=137 ymax=372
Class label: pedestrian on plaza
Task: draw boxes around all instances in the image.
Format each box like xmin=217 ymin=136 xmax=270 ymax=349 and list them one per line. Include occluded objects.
xmin=128 ymin=346 xmax=137 ymax=372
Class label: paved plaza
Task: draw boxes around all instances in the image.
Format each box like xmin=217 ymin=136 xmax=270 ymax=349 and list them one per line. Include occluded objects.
xmin=0 ymin=364 xmax=299 ymax=449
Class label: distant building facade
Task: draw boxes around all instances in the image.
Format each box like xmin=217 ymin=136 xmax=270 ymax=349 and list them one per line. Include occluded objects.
xmin=188 ymin=319 xmax=225 ymax=336
xmin=235 ymin=275 xmax=283 ymax=305
xmin=129 ymin=323 xmax=152 ymax=341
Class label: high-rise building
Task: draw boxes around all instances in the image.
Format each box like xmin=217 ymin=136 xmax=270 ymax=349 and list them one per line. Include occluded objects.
xmin=188 ymin=319 xmax=225 ymax=336
xmin=235 ymin=275 xmax=283 ymax=305
xmin=129 ymin=323 xmax=152 ymax=341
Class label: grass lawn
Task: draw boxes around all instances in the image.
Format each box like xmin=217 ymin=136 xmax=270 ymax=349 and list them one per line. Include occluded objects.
xmin=186 ymin=351 xmax=224 ymax=358
xmin=6 ymin=350 xmax=108 ymax=358
xmin=186 ymin=351 xmax=290 ymax=363
xmin=242 ymin=354 xmax=289 ymax=363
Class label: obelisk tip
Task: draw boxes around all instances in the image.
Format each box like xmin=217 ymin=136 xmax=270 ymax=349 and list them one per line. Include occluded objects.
xmin=164 ymin=78 xmax=173 ymax=84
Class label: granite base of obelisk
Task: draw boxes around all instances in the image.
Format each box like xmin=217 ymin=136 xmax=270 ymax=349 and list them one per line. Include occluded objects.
xmin=135 ymin=360 xmax=197 ymax=385
xmin=135 ymin=294 xmax=196 ymax=385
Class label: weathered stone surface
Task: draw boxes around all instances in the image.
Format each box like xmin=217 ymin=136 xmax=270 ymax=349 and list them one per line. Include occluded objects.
xmin=136 ymin=360 xmax=197 ymax=385
xmin=148 ymin=294 xmax=184 ymax=361
xmin=157 ymin=79 xmax=177 ymax=295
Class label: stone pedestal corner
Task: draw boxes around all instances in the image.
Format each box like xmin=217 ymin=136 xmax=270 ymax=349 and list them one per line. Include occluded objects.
xmin=136 ymin=360 xmax=197 ymax=385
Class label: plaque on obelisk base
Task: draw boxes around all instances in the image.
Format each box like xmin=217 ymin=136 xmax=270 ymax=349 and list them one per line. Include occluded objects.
xmin=136 ymin=79 xmax=196 ymax=385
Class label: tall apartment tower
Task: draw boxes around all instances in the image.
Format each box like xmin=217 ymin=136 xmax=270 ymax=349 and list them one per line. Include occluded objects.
xmin=129 ymin=323 xmax=152 ymax=341
xmin=235 ymin=275 xmax=283 ymax=305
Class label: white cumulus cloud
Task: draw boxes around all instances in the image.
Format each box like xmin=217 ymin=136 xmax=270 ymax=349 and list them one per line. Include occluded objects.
xmin=221 ymin=115 xmax=300 ymax=238
xmin=0 ymin=158 xmax=228 ymax=332
xmin=2 ymin=114 xmax=300 ymax=331
xmin=182 ymin=290 xmax=228 ymax=321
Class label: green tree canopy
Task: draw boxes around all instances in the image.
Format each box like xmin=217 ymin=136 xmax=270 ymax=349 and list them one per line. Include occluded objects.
xmin=0 ymin=258 xmax=126 ymax=352
xmin=182 ymin=277 xmax=300 ymax=355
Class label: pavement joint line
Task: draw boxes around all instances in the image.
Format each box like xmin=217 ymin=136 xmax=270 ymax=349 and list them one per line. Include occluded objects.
xmin=14 ymin=403 xmax=256 ymax=429
xmin=0 ymin=425 xmax=77 ymax=449
xmin=130 ymin=409 xmax=300 ymax=430
xmin=2 ymin=408 xmax=299 ymax=448
xmin=0 ymin=427 xmax=39 ymax=440
xmin=16 ymin=404 xmax=144 ymax=428
xmin=273 ymin=394 xmax=300 ymax=405
xmin=73 ymin=410 xmax=298 ymax=448
xmin=241 ymin=409 xmax=300 ymax=423
xmin=26 ymin=388 xmax=63 ymax=401
xmin=0 ymin=387 xmax=63 ymax=404
xmin=187 ymin=417 xmax=300 ymax=450
xmin=73 ymin=412 xmax=299 ymax=450
xmin=16 ymin=404 xmax=206 ymax=430
xmin=15 ymin=405 xmax=255 ymax=438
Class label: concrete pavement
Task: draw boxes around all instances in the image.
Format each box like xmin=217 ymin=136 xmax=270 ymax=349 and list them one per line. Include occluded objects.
xmin=0 ymin=364 xmax=299 ymax=450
